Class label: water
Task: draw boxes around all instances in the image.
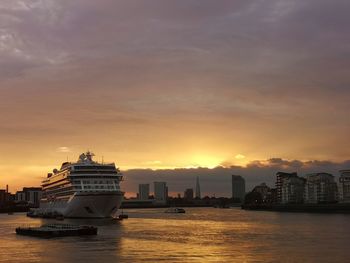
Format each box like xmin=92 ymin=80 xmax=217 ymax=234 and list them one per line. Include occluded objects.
xmin=0 ymin=208 xmax=349 ymax=262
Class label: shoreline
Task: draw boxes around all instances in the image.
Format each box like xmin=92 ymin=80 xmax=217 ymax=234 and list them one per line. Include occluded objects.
xmin=241 ymin=203 xmax=350 ymax=213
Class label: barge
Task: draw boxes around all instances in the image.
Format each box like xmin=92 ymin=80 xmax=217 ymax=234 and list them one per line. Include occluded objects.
xmin=16 ymin=224 xmax=97 ymax=238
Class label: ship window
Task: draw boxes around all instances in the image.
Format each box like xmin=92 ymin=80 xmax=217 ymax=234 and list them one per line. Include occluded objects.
xmin=100 ymin=186 xmax=104 ymax=189
xmin=94 ymin=181 xmax=98 ymax=184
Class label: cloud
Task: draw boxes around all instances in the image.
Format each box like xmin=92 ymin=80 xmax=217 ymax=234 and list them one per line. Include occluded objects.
xmin=235 ymin=154 xmax=246 ymax=160
xmin=56 ymin=146 xmax=71 ymax=153
xmin=0 ymin=0 xmax=350 ymax=190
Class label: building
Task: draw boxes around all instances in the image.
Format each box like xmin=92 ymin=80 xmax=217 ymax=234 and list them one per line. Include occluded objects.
xmin=250 ymin=183 xmax=277 ymax=204
xmin=184 ymin=188 xmax=194 ymax=200
xmin=15 ymin=191 xmax=26 ymax=202
xmin=195 ymin=176 xmax=201 ymax=199
xmin=0 ymin=190 xmax=9 ymax=207
xmin=339 ymin=170 xmax=350 ymax=203
xmin=154 ymin=182 xmax=168 ymax=204
xmin=252 ymin=183 xmax=270 ymax=200
xmin=304 ymin=173 xmax=338 ymax=204
xmin=232 ymin=175 xmax=245 ymax=202
xmin=15 ymin=187 xmax=42 ymax=207
xmin=276 ymin=172 xmax=305 ymax=204
xmin=138 ymin=184 xmax=150 ymax=200
xmin=0 ymin=185 xmax=13 ymax=207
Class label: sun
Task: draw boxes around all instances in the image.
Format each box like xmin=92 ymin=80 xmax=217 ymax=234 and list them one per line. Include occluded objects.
xmin=188 ymin=155 xmax=223 ymax=168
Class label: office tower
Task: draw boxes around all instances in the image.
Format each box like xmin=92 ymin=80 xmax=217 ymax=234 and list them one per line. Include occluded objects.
xmin=138 ymin=184 xmax=150 ymax=200
xmin=154 ymin=182 xmax=168 ymax=203
xmin=195 ymin=176 xmax=201 ymax=199
xmin=232 ymin=175 xmax=245 ymax=202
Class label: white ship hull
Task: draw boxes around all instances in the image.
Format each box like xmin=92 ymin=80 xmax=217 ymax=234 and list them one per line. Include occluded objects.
xmin=40 ymin=191 xmax=124 ymax=218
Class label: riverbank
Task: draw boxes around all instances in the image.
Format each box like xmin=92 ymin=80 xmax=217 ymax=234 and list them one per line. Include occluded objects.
xmin=241 ymin=203 xmax=350 ymax=213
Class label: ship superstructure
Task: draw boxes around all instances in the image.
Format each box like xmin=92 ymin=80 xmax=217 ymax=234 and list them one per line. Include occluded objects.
xmin=40 ymin=151 xmax=124 ymax=218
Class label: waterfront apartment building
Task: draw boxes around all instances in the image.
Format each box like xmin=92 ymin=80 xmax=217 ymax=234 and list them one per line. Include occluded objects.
xmin=276 ymin=172 xmax=305 ymax=204
xmin=339 ymin=170 xmax=350 ymax=203
xmin=154 ymin=182 xmax=168 ymax=204
xmin=138 ymin=184 xmax=150 ymax=200
xmin=184 ymin=188 xmax=194 ymax=200
xmin=232 ymin=175 xmax=246 ymax=202
xmin=304 ymin=173 xmax=338 ymax=204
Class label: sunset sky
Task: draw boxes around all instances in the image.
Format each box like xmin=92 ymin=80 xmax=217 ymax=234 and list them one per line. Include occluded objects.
xmin=0 ymin=0 xmax=349 ymax=195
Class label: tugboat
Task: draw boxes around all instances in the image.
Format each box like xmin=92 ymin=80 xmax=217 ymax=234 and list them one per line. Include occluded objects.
xmin=164 ymin=207 xmax=186 ymax=213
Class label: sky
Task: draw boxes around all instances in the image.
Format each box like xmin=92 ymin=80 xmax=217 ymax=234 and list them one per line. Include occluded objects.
xmin=0 ymin=0 xmax=349 ymax=196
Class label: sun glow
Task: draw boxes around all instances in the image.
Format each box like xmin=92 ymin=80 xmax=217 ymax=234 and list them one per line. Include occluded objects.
xmin=188 ymin=154 xmax=223 ymax=168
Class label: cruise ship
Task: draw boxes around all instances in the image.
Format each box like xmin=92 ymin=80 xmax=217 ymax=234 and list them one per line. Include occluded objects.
xmin=39 ymin=151 xmax=124 ymax=218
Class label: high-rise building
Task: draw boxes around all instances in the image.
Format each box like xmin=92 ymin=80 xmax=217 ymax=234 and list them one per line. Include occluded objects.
xmin=154 ymin=182 xmax=168 ymax=203
xmin=304 ymin=173 xmax=338 ymax=204
xmin=14 ymin=187 xmax=42 ymax=207
xmin=232 ymin=175 xmax=245 ymax=202
xmin=184 ymin=188 xmax=194 ymax=200
xmin=15 ymin=191 xmax=26 ymax=202
xmin=23 ymin=187 xmax=42 ymax=207
xmin=339 ymin=170 xmax=350 ymax=203
xmin=195 ymin=176 xmax=201 ymax=199
xmin=276 ymin=172 xmax=305 ymax=204
xmin=138 ymin=184 xmax=150 ymax=200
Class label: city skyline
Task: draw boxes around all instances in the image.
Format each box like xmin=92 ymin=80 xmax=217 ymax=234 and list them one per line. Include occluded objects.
xmin=1 ymin=1 xmax=350 ymax=194
xmin=2 ymin=158 xmax=350 ymax=198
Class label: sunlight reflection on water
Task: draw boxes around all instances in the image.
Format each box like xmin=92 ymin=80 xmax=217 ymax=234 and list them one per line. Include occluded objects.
xmin=0 ymin=208 xmax=349 ymax=262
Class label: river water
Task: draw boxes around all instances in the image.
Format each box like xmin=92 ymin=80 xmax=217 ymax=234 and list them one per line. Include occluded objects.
xmin=0 ymin=208 xmax=349 ymax=262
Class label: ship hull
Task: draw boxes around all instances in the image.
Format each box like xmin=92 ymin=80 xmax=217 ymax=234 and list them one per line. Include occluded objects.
xmin=40 ymin=191 xmax=124 ymax=218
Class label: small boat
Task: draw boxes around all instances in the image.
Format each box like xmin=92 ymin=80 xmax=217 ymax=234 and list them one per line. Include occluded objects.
xmin=16 ymin=224 xmax=97 ymax=238
xmin=164 ymin=207 xmax=186 ymax=213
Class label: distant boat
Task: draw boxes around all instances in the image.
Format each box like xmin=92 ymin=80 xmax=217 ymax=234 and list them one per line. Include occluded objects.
xmin=164 ymin=207 xmax=186 ymax=213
